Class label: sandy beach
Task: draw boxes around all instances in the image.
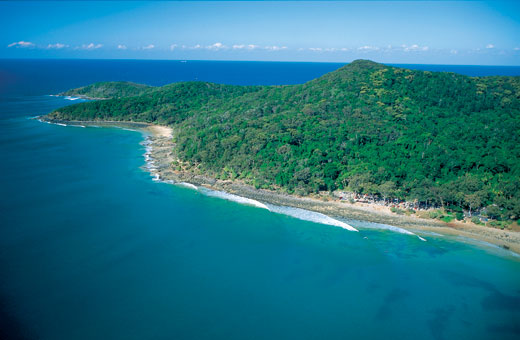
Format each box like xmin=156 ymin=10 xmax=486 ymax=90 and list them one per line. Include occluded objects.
xmin=139 ymin=123 xmax=520 ymax=255
xmin=39 ymin=117 xmax=520 ymax=255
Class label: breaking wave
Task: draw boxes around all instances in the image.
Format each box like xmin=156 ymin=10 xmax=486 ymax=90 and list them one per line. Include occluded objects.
xmin=200 ymin=189 xmax=270 ymax=210
xmin=177 ymin=182 xmax=198 ymax=190
xmin=267 ymin=205 xmax=358 ymax=232
xmin=353 ymin=220 xmax=426 ymax=241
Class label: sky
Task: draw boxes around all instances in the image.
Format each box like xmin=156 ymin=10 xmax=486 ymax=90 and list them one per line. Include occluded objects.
xmin=1 ymin=1 xmax=520 ymax=65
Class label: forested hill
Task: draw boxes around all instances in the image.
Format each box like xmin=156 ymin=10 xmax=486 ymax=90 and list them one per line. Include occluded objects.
xmin=60 ymin=81 xmax=155 ymax=99
xmin=48 ymin=60 xmax=520 ymax=221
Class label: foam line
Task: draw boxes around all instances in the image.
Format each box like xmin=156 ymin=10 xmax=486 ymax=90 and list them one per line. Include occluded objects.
xmin=201 ymin=189 xmax=270 ymax=210
xmin=267 ymin=205 xmax=358 ymax=232
xmin=177 ymin=182 xmax=198 ymax=190
xmin=355 ymin=221 xmax=426 ymax=241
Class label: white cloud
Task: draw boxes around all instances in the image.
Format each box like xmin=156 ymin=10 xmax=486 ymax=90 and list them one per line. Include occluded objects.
xmin=305 ymin=47 xmax=349 ymax=52
xmin=117 ymin=44 xmax=127 ymax=50
xmin=450 ymin=49 xmax=458 ymax=55
xmin=76 ymin=43 xmax=103 ymax=50
xmin=486 ymin=44 xmax=494 ymax=49
xmin=264 ymin=45 xmax=287 ymax=51
xmin=142 ymin=44 xmax=155 ymax=50
xmin=46 ymin=43 xmax=67 ymax=49
xmin=169 ymin=44 xmax=177 ymax=51
xmin=514 ymin=47 xmax=520 ymax=51
xmin=402 ymin=44 xmax=429 ymax=52
xmin=381 ymin=45 xmax=395 ymax=53
xmin=183 ymin=43 xmax=260 ymax=51
xmin=181 ymin=44 xmax=202 ymax=50
xmin=207 ymin=42 xmax=226 ymax=50
xmin=233 ymin=44 xmax=261 ymax=50
xmin=358 ymin=45 xmax=379 ymax=51
xmin=7 ymin=41 xmax=35 ymax=48
xmin=182 ymin=44 xmax=202 ymax=50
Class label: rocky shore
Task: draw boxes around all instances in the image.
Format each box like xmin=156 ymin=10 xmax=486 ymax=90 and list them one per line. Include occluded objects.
xmin=141 ymin=123 xmax=520 ymax=256
xmin=39 ymin=117 xmax=520 ymax=256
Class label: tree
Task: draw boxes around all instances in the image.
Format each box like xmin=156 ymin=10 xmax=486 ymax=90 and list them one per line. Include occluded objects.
xmin=465 ymin=191 xmax=486 ymax=216
xmin=379 ymin=181 xmax=396 ymax=203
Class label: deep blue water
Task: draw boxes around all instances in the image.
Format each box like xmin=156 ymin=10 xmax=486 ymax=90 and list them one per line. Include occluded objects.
xmin=1 ymin=59 xmax=519 ymax=340
xmin=1 ymin=59 xmax=519 ymax=98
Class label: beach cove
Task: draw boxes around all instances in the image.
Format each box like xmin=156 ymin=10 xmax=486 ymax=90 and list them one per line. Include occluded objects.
xmin=122 ymin=122 xmax=520 ymax=256
xmin=39 ymin=117 xmax=520 ymax=256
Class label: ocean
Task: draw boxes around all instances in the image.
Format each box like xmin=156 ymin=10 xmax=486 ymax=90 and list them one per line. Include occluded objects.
xmin=1 ymin=59 xmax=519 ymax=340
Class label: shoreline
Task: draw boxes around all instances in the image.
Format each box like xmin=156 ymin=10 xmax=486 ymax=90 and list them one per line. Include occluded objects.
xmin=40 ymin=117 xmax=520 ymax=256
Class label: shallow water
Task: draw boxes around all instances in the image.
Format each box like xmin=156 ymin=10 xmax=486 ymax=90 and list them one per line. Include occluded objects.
xmin=1 ymin=60 xmax=519 ymax=340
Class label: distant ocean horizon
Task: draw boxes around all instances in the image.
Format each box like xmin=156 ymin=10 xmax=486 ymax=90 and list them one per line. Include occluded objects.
xmin=1 ymin=59 xmax=519 ymax=340
xmin=1 ymin=59 xmax=519 ymax=98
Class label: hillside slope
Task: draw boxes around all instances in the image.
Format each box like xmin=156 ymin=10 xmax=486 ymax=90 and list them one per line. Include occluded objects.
xmin=48 ymin=60 xmax=520 ymax=220
xmin=60 ymin=81 xmax=155 ymax=99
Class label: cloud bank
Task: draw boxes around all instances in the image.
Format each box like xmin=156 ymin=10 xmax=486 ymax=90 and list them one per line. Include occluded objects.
xmin=75 ymin=43 xmax=103 ymax=50
xmin=46 ymin=43 xmax=67 ymax=49
xmin=7 ymin=41 xmax=35 ymax=48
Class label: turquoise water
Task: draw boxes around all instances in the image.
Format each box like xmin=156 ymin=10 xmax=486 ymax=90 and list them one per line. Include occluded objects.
xmin=1 ymin=60 xmax=520 ymax=339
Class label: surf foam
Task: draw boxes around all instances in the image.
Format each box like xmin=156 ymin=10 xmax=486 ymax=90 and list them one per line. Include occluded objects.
xmin=267 ymin=205 xmax=358 ymax=232
xmin=353 ymin=220 xmax=426 ymax=241
xmin=141 ymin=136 xmax=162 ymax=181
xmin=177 ymin=182 xmax=198 ymax=190
xmin=201 ymin=189 xmax=270 ymax=210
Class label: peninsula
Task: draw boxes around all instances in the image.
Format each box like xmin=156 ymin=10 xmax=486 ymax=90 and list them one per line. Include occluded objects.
xmin=44 ymin=60 xmax=520 ymax=252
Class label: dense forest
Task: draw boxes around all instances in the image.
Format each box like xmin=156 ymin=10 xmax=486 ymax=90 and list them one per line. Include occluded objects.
xmin=60 ymin=81 xmax=155 ymax=99
xmin=48 ymin=60 xmax=520 ymax=221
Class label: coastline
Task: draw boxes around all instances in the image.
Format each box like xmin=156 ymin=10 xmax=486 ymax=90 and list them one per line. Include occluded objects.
xmin=40 ymin=117 xmax=520 ymax=255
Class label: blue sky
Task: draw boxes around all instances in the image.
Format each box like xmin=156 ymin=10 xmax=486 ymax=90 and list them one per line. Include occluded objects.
xmin=2 ymin=1 xmax=520 ymax=65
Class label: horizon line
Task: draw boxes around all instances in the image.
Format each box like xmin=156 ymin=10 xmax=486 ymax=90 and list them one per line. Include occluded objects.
xmin=1 ymin=57 xmax=519 ymax=68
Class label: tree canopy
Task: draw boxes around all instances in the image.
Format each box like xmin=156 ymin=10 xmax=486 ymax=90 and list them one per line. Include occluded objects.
xmin=48 ymin=60 xmax=520 ymax=221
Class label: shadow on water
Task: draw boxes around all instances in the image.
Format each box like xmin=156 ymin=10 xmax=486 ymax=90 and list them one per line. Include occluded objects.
xmin=487 ymin=323 xmax=520 ymax=336
xmin=440 ymin=271 xmax=520 ymax=338
xmin=481 ymin=291 xmax=520 ymax=312
xmin=375 ymin=288 xmax=410 ymax=321
xmin=441 ymin=271 xmax=520 ymax=312
xmin=0 ymin=298 xmax=35 ymax=340
xmin=428 ymin=305 xmax=456 ymax=340
xmin=440 ymin=271 xmax=497 ymax=292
